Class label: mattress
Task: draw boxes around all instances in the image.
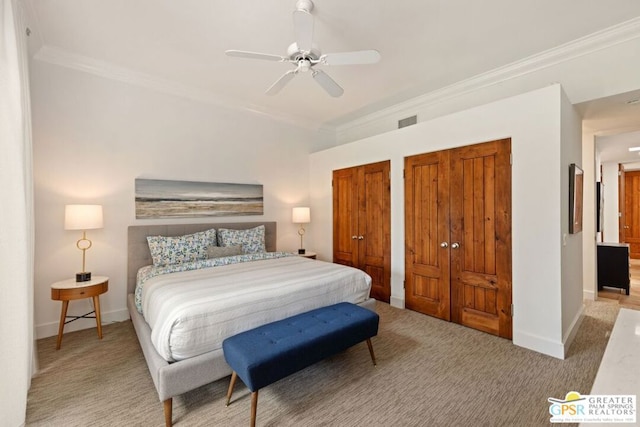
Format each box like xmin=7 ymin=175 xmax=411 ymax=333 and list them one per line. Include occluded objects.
xmin=139 ymin=256 xmax=372 ymax=361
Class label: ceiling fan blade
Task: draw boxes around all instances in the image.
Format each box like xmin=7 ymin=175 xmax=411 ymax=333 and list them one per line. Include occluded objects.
xmin=321 ymin=49 xmax=381 ymax=66
xmin=265 ymin=70 xmax=297 ymax=95
xmin=312 ymin=70 xmax=344 ymax=97
xmin=225 ymin=50 xmax=288 ymax=62
xmin=293 ymin=9 xmax=314 ymax=52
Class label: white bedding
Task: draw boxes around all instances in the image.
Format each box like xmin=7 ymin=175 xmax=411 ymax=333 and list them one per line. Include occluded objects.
xmin=141 ymin=256 xmax=372 ymax=361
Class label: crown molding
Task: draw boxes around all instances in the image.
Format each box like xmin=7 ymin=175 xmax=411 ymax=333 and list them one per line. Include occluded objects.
xmin=334 ymin=16 xmax=640 ymax=142
xmin=32 ymin=45 xmax=324 ymax=132
xmin=31 ymin=16 xmax=640 ymax=145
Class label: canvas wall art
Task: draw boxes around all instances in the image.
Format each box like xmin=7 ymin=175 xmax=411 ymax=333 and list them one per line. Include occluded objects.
xmin=135 ymin=178 xmax=263 ymax=219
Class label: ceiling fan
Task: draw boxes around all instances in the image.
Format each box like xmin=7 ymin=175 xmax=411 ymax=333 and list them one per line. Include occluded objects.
xmin=225 ymin=0 xmax=381 ymax=98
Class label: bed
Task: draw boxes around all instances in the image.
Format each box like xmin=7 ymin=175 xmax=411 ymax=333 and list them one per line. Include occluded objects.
xmin=126 ymin=221 xmax=375 ymax=426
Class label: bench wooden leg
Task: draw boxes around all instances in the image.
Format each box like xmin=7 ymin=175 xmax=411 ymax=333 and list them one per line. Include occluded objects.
xmin=163 ymin=398 xmax=172 ymax=427
xmin=366 ymin=338 xmax=377 ymax=366
xmin=250 ymin=390 xmax=259 ymax=427
xmin=226 ymin=371 xmax=238 ymax=406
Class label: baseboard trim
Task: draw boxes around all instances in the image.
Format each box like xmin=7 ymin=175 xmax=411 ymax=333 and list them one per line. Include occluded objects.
xmin=583 ymin=289 xmax=596 ymax=301
xmin=562 ymin=304 xmax=585 ymax=358
xmin=390 ymin=296 xmax=405 ymax=309
xmin=36 ymin=308 xmax=130 ymax=340
xmin=514 ymin=330 xmax=566 ymax=360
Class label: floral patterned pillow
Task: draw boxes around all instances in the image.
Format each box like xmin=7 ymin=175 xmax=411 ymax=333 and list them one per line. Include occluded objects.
xmin=147 ymin=228 xmax=216 ymax=267
xmin=217 ymin=225 xmax=266 ymax=254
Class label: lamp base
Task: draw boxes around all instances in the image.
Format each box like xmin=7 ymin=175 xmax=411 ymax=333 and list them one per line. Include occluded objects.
xmin=76 ymin=272 xmax=92 ymax=282
xmin=298 ymin=249 xmax=306 ymax=255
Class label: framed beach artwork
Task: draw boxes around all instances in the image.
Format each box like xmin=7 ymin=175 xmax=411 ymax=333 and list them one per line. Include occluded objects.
xmin=569 ymin=164 xmax=583 ymax=234
xmin=135 ymin=178 xmax=263 ymax=219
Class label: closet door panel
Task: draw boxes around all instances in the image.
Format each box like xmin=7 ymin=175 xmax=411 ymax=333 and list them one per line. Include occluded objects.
xmin=450 ymin=139 xmax=512 ymax=339
xmin=333 ymin=161 xmax=391 ymax=303
xmin=624 ymin=170 xmax=640 ymax=259
xmin=405 ymin=151 xmax=451 ymax=320
xmin=333 ymin=168 xmax=358 ymax=267
xmin=360 ymin=161 xmax=391 ymax=302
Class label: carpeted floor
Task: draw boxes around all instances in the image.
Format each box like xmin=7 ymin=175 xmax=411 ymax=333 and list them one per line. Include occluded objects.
xmin=26 ymin=300 xmax=619 ymax=427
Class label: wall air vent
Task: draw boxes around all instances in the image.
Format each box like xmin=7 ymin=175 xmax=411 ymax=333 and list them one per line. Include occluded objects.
xmin=398 ymin=115 xmax=417 ymax=129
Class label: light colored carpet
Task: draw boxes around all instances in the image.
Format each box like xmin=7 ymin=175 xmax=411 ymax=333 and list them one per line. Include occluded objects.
xmin=26 ymin=300 xmax=619 ymax=427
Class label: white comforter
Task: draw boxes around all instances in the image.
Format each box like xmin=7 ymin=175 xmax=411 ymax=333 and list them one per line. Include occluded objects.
xmin=142 ymin=256 xmax=372 ymax=361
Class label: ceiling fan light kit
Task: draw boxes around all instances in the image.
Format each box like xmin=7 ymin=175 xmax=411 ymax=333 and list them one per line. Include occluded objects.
xmin=225 ymin=0 xmax=380 ymax=97
xmin=295 ymin=0 xmax=314 ymax=13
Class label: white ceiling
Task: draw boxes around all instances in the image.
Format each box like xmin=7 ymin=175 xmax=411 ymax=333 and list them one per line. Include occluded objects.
xmin=25 ymin=0 xmax=640 ymax=133
xmin=597 ymin=129 xmax=640 ymax=164
xmin=576 ymin=89 xmax=640 ymax=164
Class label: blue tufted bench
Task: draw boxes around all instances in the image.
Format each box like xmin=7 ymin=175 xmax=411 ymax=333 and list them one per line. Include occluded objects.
xmin=223 ymin=302 xmax=379 ymax=426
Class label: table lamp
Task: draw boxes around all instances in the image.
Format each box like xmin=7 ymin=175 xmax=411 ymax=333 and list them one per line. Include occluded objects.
xmin=292 ymin=207 xmax=310 ymax=254
xmin=65 ymin=204 xmax=103 ymax=282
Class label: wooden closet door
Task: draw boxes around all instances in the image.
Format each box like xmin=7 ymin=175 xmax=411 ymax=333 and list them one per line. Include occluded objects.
xmin=449 ymin=139 xmax=512 ymax=339
xmin=619 ymin=164 xmax=625 ymax=244
xmin=624 ymin=170 xmax=640 ymax=259
xmin=333 ymin=167 xmax=359 ymax=267
xmin=404 ymin=151 xmax=451 ymax=320
xmin=333 ymin=161 xmax=391 ymax=303
xmin=359 ymin=161 xmax=391 ymax=302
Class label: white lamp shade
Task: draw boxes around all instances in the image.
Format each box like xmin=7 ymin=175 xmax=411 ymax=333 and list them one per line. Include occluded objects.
xmin=292 ymin=207 xmax=311 ymax=224
xmin=64 ymin=205 xmax=104 ymax=230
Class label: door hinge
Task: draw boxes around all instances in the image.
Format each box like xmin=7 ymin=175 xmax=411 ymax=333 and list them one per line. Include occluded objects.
xmin=511 ymin=303 xmax=514 ymax=317
xmin=619 ymin=212 xmax=623 ymax=217
xmin=619 ymin=171 xmax=622 ymax=176
xmin=403 ymin=169 xmax=406 ymax=178
xmin=510 ymin=153 xmax=513 ymax=165
xmin=403 ymin=280 xmax=406 ymax=290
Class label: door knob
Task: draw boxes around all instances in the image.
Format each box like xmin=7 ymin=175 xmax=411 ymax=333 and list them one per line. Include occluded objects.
xmin=440 ymin=242 xmax=448 ymax=248
xmin=352 ymin=235 xmax=358 ymax=239
xmin=451 ymin=242 xmax=460 ymax=249
xmin=358 ymin=235 xmax=364 ymax=240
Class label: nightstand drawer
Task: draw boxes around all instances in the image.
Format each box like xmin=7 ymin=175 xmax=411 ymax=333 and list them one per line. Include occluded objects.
xmin=51 ymin=281 xmax=108 ymax=300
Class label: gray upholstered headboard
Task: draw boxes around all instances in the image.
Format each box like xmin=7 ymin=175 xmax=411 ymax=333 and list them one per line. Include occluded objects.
xmin=127 ymin=221 xmax=277 ymax=294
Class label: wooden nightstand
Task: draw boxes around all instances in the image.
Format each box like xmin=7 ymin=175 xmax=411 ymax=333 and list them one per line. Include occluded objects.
xmin=298 ymin=251 xmax=317 ymax=259
xmin=51 ymin=276 xmax=109 ymax=350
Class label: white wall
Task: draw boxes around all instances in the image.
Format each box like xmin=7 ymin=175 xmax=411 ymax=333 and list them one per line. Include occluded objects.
xmin=30 ymin=60 xmax=316 ymax=338
xmin=560 ymin=90 xmax=585 ymax=352
xmin=624 ymin=163 xmax=640 ymax=170
xmin=310 ymin=84 xmax=582 ymax=359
